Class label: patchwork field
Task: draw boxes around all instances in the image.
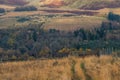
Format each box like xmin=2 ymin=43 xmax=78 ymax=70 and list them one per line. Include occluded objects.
xmin=0 ymin=8 xmax=107 ymax=31
xmin=0 ymin=6 xmax=119 ymax=31
xmin=0 ymin=56 xmax=120 ymax=80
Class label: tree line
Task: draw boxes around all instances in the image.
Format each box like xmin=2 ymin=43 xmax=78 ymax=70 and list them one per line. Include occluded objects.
xmin=0 ymin=20 xmax=120 ymax=61
xmin=0 ymin=5 xmax=37 ymax=14
xmin=14 ymin=6 xmax=38 ymax=12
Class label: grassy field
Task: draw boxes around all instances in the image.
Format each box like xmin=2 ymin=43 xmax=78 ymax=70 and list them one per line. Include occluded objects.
xmin=0 ymin=15 xmax=46 ymax=29
xmin=0 ymin=6 xmax=119 ymax=31
xmin=0 ymin=9 xmax=106 ymax=31
xmin=43 ymin=16 xmax=106 ymax=31
xmin=0 ymin=56 xmax=120 ymax=80
xmin=0 ymin=4 xmax=15 ymax=10
xmin=0 ymin=18 xmax=17 ymax=29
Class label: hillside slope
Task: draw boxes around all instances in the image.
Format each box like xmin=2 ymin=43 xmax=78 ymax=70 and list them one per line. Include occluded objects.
xmin=40 ymin=0 xmax=120 ymax=10
xmin=0 ymin=0 xmax=120 ymax=10
xmin=40 ymin=0 xmax=65 ymax=7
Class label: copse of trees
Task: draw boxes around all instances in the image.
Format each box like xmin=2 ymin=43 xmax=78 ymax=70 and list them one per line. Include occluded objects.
xmin=108 ymin=12 xmax=120 ymax=22
xmin=74 ymin=27 xmax=106 ymax=40
xmin=17 ymin=17 xmax=30 ymax=22
xmin=14 ymin=6 xmax=37 ymax=12
xmin=0 ymin=19 xmax=120 ymax=61
xmin=0 ymin=8 xmax=5 ymax=13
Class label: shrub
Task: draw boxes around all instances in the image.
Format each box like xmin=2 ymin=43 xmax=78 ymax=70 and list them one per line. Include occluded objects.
xmin=14 ymin=6 xmax=37 ymax=12
xmin=108 ymin=12 xmax=120 ymax=22
xmin=0 ymin=8 xmax=5 ymax=13
xmin=17 ymin=17 xmax=30 ymax=22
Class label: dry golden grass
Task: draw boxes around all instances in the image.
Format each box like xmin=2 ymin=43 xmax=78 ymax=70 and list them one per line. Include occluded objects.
xmin=97 ymin=8 xmax=120 ymax=16
xmin=0 ymin=4 xmax=15 ymax=10
xmin=0 ymin=56 xmax=120 ymax=80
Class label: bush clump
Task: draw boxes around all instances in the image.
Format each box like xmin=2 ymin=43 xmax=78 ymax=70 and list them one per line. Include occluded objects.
xmin=0 ymin=8 xmax=5 ymax=13
xmin=14 ymin=6 xmax=37 ymax=11
xmin=17 ymin=17 xmax=30 ymax=22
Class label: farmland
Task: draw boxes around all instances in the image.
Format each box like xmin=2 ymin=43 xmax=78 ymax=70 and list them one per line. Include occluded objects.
xmin=0 ymin=5 xmax=120 ymax=30
xmin=0 ymin=8 xmax=110 ymax=30
xmin=0 ymin=0 xmax=120 ymax=80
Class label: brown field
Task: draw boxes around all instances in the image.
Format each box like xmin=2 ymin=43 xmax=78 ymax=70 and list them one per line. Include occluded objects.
xmin=43 ymin=16 xmax=106 ymax=31
xmin=0 ymin=56 xmax=120 ymax=80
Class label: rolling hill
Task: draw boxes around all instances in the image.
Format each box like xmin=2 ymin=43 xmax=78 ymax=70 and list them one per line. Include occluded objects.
xmin=63 ymin=0 xmax=120 ymax=10
xmin=0 ymin=0 xmax=120 ymax=10
xmin=40 ymin=0 xmax=65 ymax=7
xmin=40 ymin=0 xmax=120 ymax=10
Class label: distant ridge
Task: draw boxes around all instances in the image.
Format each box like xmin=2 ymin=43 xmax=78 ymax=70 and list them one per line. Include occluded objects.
xmin=0 ymin=0 xmax=120 ymax=10
xmin=40 ymin=0 xmax=120 ymax=10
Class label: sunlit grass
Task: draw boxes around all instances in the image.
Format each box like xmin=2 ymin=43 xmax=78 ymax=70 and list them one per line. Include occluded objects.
xmin=0 ymin=56 xmax=120 ymax=80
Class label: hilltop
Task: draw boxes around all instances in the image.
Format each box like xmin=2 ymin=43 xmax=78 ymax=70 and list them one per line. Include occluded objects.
xmin=0 ymin=0 xmax=120 ymax=10
xmin=40 ymin=0 xmax=120 ymax=10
